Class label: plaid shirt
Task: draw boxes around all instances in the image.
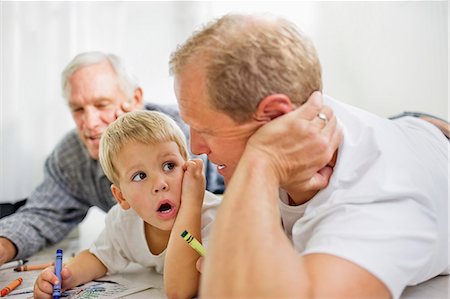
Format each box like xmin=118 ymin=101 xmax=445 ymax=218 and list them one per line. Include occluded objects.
xmin=0 ymin=103 xmax=224 ymax=259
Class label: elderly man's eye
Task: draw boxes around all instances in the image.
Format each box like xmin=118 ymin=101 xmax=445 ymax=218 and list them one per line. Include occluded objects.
xmin=71 ymin=107 xmax=83 ymax=113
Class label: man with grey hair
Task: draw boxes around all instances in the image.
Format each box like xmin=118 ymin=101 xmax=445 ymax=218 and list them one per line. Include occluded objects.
xmin=171 ymin=14 xmax=448 ymax=298
xmin=0 ymin=51 xmax=224 ymax=265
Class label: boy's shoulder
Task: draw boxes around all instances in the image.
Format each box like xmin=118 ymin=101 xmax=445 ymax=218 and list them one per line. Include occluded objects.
xmin=203 ymin=191 xmax=222 ymax=207
xmin=105 ymin=204 xmax=140 ymax=228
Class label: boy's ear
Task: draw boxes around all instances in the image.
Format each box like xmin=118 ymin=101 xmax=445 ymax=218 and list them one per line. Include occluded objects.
xmin=111 ymin=184 xmax=131 ymax=210
xmin=254 ymin=94 xmax=294 ymax=122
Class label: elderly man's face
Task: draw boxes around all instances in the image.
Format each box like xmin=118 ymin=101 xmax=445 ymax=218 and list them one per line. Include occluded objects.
xmin=67 ymin=62 xmax=134 ymax=160
xmin=174 ymin=65 xmax=262 ymax=185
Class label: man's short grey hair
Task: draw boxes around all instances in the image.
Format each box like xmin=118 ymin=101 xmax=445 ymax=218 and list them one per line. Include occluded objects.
xmin=61 ymin=51 xmax=140 ymax=100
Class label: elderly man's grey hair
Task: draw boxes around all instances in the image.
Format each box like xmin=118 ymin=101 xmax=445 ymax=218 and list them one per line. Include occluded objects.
xmin=61 ymin=51 xmax=140 ymax=100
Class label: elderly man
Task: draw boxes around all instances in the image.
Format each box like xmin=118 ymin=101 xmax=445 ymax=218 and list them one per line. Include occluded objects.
xmin=170 ymin=14 xmax=448 ymax=298
xmin=0 ymin=52 xmax=224 ymax=265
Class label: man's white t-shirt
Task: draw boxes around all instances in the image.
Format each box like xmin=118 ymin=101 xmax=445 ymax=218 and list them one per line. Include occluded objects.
xmin=280 ymin=96 xmax=448 ymax=299
xmin=90 ymin=191 xmax=220 ymax=274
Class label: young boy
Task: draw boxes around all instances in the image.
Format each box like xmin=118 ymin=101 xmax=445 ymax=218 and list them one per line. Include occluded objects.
xmin=34 ymin=111 xmax=220 ymax=299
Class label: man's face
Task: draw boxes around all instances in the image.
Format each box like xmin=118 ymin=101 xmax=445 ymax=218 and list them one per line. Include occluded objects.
xmin=68 ymin=62 xmax=135 ymax=160
xmin=174 ymin=65 xmax=261 ymax=185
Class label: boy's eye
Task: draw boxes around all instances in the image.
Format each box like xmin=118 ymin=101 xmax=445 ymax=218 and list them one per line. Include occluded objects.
xmin=132 ymin=172 xmax=147 ymax=182
xmin=163 ymin=162 xmax=175 ymax=172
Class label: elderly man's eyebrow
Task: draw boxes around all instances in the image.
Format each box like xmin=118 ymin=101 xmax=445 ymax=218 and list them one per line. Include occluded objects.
xmin=93 ymin=97 xmax=115 ymax=103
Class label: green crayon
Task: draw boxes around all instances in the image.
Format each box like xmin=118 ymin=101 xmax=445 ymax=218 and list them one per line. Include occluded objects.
xmin=181 ymin=230 xmax=206 ymax=256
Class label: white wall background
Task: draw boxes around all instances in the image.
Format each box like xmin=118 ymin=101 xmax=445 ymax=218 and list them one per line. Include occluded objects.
xmin=1 ymin=1 xmax=448 ymax=203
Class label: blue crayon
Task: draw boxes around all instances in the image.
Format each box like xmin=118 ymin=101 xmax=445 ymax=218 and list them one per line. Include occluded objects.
xmin=52 ymin=249 xmax=63 ymax=299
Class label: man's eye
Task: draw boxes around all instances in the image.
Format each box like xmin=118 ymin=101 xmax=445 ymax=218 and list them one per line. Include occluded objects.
xmin=71 ymin=107 xmax=83 ymax=113
xmin=132 ymin=172 xmax=147 ymax=182
xmin=97 ymin=103 xmax=110 ymax=109
xmin=163 ymin=162 xmax=175 ymax=172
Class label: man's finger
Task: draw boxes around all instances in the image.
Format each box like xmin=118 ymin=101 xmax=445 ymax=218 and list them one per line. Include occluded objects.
xmin=114 ymin=102 xmax=134 ymax=119
xmin=321 ymin=113 xmax=338 ymax=139
xmin=121 ymin=101 xmax=132 ymax=112
xmin=295 ymin=91 xmax=323 ymax=121
xmin=115 ymin=110 xmax=124 ymax=118
xmin=328 ymin=121 xmax=344 ymax=154
xmin=309 ymin=165 xmax=334 ymax=190
xmin=310 ymin=104 xmax=333 ymax=129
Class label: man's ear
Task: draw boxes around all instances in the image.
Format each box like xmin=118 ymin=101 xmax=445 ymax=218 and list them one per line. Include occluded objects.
xmin=111 ymin=184 xmax=131 ymax=210
xmin=131 ymin=87 xmax=144 ymax=109
xmin=254 ymin=94 xmax=294 ymax=122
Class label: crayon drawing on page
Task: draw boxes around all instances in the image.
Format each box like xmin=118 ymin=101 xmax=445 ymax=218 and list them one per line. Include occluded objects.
xmin=62 ymin=280 xmax=126 ymax=298
xmin=64 ymin=278 xmax=151 ymax=299
xmin=6 ymin=277 xmax=152 ymax=299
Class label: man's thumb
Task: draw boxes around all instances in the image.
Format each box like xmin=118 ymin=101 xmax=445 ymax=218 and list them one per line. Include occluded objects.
xmin=310 ymin=166 xmax=333 ymax=190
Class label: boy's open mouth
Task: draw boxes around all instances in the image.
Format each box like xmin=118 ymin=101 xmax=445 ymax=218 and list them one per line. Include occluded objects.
xmin=155 ymin=200 xmax=177 ymax=220
xmin=157 ymin=202 xmax=173 ymax=213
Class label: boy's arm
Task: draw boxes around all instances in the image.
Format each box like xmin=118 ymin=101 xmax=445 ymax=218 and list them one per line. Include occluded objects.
xmin=63 ymin=250 xmax=108 ymax=288
xmin=164 ymin=159 xmax=205 ymax=299
xmin=34 ymin=249 xmax=107 ymax=297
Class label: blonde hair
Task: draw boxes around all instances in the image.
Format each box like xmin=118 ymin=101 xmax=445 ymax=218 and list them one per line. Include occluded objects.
xmin=99 ymin=110 xmax=189 ymax=185
xmin=170 ymin=14 xmax=322 ymax=123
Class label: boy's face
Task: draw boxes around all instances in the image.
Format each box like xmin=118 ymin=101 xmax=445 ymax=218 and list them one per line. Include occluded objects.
xmin=111 ymin=140 xmax=185 ymax=231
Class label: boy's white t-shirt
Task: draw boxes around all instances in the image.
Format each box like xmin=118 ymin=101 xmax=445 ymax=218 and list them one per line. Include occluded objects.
xmin=279 ymin=96 xmax=449 ymax=299
xmin=89 ymin=191 xmax=220 ymax=274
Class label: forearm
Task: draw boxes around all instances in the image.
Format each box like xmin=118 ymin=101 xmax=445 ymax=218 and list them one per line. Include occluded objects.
xmin=201 ymin=151 xmax=311 ymax=297
xmin=64 ymin=250 xmax=107 ymax=289
xmin=0 ymin=208 xmax=83 ymax=259
xmin=0 ymin=179 xmax=89 ymax=260
xmin=164 ymin=202 xmax=202 ymax=299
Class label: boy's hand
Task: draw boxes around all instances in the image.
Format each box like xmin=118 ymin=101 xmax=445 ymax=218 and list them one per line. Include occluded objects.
xmin=181 ymin=159 xmax=206 ymax=205
xmin=196 ymin=257 xmax=204 ymax=273
xmin=33 ymin=266 xmax=73 ymax=298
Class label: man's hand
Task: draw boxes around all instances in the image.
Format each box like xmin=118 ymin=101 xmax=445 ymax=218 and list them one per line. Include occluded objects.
xmin=181 ymin=159 xmax=206 ymax=205
xmin=114 ymin=101 xmax=136 ymax=119
xmin=0 ymin=237 xmax=17 ymax=265
xmin=246 ymin=91 xmax=342 ymax=192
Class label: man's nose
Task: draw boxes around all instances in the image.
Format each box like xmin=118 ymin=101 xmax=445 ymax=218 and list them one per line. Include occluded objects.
xmin=83 ymin=107 xmax=101 ymax=130
xmin=190 ymin=129 xmax=210 ymax=155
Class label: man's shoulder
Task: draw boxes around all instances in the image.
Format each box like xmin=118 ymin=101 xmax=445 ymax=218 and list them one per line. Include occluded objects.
xmin=45 ymin=129 xmax=95 ymax=183
xmin=50 ymin=129 xmax=91 ymax=166
xmin=144 ymin=102 xmax=188 ymax=134
xmin=144 ymin=102 xmax=179 ymax=116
